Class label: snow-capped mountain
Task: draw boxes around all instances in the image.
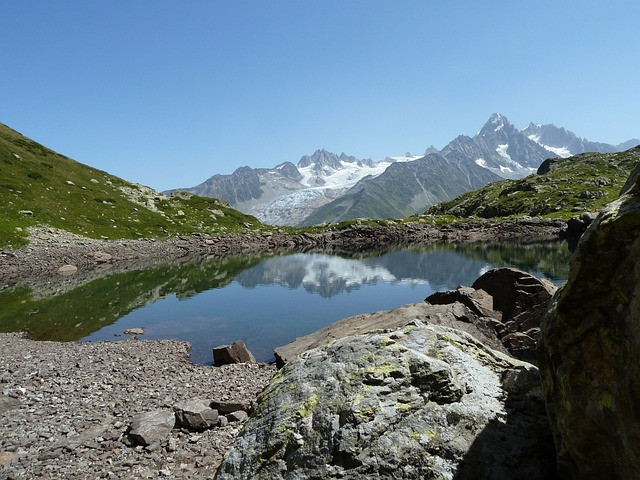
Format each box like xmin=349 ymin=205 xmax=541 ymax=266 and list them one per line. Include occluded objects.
xmin=174 ymin=114 xmax=638 ymax=226
xmin=440 ymin=113 xmax=557 ymax=179
xmin=179 ymin=149 xmax=408 ymax=226
xmin=522 ymin=122 xmax=637 ymax=158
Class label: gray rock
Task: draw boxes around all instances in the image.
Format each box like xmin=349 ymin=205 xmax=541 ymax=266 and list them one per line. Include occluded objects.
xmin=174 ymin=399 xmax=218 ymax=430
xmin=217 ymin=321 xmax=556 ymax=479
xmin=127 ymin=409 xmax=175 ymax=446
xmin=426 ymin=286 xmax=498 ymax=319
xmin=539 ymin=164 xmax=640 ymax=479
xmin=0 ymin=394 xmax=21 ymax=414
xmin=124 ymin=328 xmax=144 ymax=335
xmin=93 ymin=251 xmax=113 ymax=264
xmin=212 ymin=340 xmax=256 ymax=366
xmin=57 ymin=264 xmax=78 ymax=276
xmin=274 ymin=302 xmax=507 ymax=367
xmin=210 ymin=398 xmax=252 ymax=414
xmin=225 ymin=411 xmax=248 ymax=423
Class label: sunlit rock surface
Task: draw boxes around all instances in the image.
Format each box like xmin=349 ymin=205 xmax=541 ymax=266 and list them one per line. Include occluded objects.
xmin=217 ymin=322 xmax=556 ymax=479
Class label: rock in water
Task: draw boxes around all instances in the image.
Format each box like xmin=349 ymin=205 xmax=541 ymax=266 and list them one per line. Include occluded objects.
xmin=539 ymin=165 xmax=640 ymax=479
xmin=216 ymin=321 xmax=556 ymax=479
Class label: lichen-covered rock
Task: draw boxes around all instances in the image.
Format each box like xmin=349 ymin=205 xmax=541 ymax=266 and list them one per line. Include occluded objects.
xmin=216 ymin=321 xmax=556 ymax=479
xmin=539 ymin=166 xmax=640 ymax=479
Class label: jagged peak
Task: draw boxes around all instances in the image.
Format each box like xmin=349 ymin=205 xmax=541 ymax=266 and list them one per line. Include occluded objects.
xmin=478 ymin=113 xmax=516 ymax=137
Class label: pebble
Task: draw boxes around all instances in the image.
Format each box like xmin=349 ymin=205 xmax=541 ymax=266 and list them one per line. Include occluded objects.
xmin=0 ymin=333 xmax=275 ymax=479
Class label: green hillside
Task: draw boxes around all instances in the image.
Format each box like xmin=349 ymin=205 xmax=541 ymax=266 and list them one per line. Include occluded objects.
xmin=425 ymin=148 xmax=640 ymax=220
xmin=0 ymin=123 xmax=267 ymax=248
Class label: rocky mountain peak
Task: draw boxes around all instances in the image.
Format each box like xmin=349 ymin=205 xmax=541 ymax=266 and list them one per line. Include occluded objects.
xmin=297 ymin=149 xmax=343 ymax=170
xmin=478 ymin=113 xmax=517 ymax=138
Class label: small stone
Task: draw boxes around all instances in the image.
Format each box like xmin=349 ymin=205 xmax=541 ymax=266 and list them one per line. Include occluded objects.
xmin=213 ymin=340 xmax=256 ymax=366
xmin=210 ymin=399 xmax=252 ymax=414
xmin=128 ymin=409 xmax=175 ymax=446
xmin=174 ymin=399 xmax=218 ymax=430
xmin=225 ymin=411 xmax=248 ymax=423
xmin=124 ymin=328 xmax=144 ymax=335
xmin=57 ymin=264 xmax=78 ymax=276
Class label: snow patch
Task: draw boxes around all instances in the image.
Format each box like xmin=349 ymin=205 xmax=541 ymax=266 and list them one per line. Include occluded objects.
xmin=496 ymin=144 xmax=512 ymax=161
xmin=387 ymin=155 xmax=424 ymax=163
xmin=298 ymin=160 xmax=390 ymax=189
xmin=475 ymin=158 xmax=488 ymax=168
xmin=528 ymin=134 xmax=572 ymax=158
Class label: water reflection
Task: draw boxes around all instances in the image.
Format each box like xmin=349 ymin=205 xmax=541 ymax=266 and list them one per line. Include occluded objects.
xmin=0 ymin=241 xmax=572 ymax=363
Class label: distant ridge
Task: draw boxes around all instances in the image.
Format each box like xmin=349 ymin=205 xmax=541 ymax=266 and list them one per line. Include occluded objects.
xmin=175 ymin=114 xmax=638 ymax=226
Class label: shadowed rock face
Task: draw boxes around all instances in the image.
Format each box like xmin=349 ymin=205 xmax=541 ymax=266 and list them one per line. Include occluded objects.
xmin=217 ymin=322 xmax=556 ymax=479
xmin=539 ymin=160 xmax=640 ymax=479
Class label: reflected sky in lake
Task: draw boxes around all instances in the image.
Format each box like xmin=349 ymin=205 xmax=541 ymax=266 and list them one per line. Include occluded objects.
xmin=76 ymin=242 xmax=571 ymax=363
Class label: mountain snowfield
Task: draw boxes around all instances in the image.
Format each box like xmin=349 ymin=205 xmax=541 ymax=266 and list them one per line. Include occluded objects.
xmin=255 ymin=153 xmax=425 ymax=225
xmin=180 ymin=114 xmax=638 ymax=226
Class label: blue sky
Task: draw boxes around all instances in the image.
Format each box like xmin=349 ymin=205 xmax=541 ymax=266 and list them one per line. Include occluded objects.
xmin=1 ymin=1 xmax=638 ymax=191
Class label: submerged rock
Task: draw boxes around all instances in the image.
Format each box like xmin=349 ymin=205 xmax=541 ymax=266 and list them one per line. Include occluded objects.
xmin=216 ymin=321 xmax=556 ymax=479
xmin=539 ymin=164 xmax=640 ymax=479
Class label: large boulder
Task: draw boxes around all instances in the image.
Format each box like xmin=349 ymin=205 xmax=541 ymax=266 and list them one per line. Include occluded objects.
xmin=539 ymin=166 xmax=640 ymax=479
xmin=472 ymin=268 xmax=557 ymax=357
xmin=274 ymin=302 xmax=507 ymax=367
xmin=216 ymin=321 xmax=556 ymax=479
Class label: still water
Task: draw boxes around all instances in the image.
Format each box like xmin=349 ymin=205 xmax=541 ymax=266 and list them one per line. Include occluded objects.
xmin=0 ymin=242 xmax=572 ymax=363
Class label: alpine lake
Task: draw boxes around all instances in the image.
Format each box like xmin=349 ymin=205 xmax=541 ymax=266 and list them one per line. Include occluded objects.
xmin=0 ymin=241 xmax=572 ymax=364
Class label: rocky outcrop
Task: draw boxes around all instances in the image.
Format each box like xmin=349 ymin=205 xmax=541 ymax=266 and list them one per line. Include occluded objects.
xmin=274 ymin=302 xmax=507 ymax=367
xmin=538 ymin=163 xmax=640 ymax=479
xmin=472 ymin=268 xmax=557 ymax=357
xmin=426 ymin=268 xmax=557 ymax=359
xmin=217 ymin=321 xmax=556 ymax=479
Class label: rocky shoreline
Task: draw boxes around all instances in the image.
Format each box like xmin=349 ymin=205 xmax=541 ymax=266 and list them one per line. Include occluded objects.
xmin=1 ymin=218 xmax=566 ymax=287
xmin=0 ymin=333 xmax=276 ymax=479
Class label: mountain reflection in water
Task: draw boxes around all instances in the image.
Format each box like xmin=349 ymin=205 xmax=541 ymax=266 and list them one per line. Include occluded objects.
xmin=0 ymin=242 xmax=571 ymax=363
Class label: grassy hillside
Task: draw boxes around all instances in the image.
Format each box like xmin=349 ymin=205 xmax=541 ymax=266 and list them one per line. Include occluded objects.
xmin=0 ymin=123 xmax=267 ymax=248
xmin=425 ymin=148 xmax=640 ymax=220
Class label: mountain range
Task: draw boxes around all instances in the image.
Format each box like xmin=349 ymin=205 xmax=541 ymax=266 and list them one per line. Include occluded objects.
xmin=174 ymin=113 xmax=638 ymax=226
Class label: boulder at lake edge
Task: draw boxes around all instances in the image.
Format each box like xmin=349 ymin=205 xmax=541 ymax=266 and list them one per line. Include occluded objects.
xmin=213 ymin=340 xmax=256 ymax=366
xmin=539 ymin=164 xmax=640 ymax=479
xmin=217 ymin=321 xmax=556 ymax=479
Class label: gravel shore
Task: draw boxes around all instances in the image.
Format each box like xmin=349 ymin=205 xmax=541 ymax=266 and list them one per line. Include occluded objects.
xmin=0 ymin=333 xmax=276 ymax=479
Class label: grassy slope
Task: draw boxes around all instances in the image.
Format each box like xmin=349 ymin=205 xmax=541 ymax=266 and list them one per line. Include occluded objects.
xmin=0 ymin=123 xmax=267 ymax=248
xmin=424 ymin=148 xmax=640 ymax=220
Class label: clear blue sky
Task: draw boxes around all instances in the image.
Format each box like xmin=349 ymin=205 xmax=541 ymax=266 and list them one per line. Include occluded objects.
xmin=2 ymin=1 xmax=638 ymax=191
